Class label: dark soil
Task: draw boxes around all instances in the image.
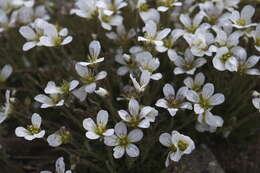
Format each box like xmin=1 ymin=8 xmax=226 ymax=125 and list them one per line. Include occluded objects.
xmin=211 ymin=134 xmax=260 ymax=173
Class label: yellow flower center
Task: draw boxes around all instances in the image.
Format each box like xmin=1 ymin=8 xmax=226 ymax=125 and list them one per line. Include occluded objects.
xmin=118 ymin=136 xmax=130 ymax=147
xmin=27 ymin=125 xmax=40 ymax=135
xmin=178 ymin=140 xmax=189 ymax=151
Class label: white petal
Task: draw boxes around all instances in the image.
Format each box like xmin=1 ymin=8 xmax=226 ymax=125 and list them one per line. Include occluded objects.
xmin=212 ymin=57 xmax=225 ymax=71
xmin=103 ymin=129 xmax=114 ymax=136
xmin=40 ymin=36 xmax=54 ymax=47
xmin=128 ymin=98 xmax=139 ymax=116
xmin=138 ymin=119 xmax=150 ymax=128
xmin=115 ymin=122 xmax=127 ymax=137
xmin=163 ymin=83 xmax=175 ymax=98
xmin=44 ymin=81 xmax=61 ymax=94
xmin=83 ymin=118 xmax=96 ymax=131
xmin=89 ymin=40 xmax=101 ymax=58
xmin=118 ymin=110 xmax=131 ymax=122
xmin=56 ymin=157 xmax=65 ymax=173
xmin=69 ymin=80 xmax=79 ymax=91
xmin=155 ymin=99 xmax=169 ymax=109
xmin=86 ymin=131 xmax=100 ymax=139
xmin=144 ymin=20 xmax=157 ymax=37
xmin=241 ymin=5 xmax=255 ymax=21
xmin=85 ymin=83 xmax=96 ymax=93
xmin=126 ymin=144 xmax=140 ymax=157
xmin=202 ymin=83 xmax=214 ymax=99
xmin=159 ymin=133 xmax=172 ymax=147
xmin=15 ymin=127 xmax=29 ymax=137
xmin=157 ymin=6 xmax=169 ymax=12
xmin=194 ymin=104 xmax=205 ymax=114
xmin=23 ymin=42 xmax=37 ymax=51
xmin=205 ymin=112 xmax=224 ymax=127
xmin=61 ymin=36 xmax=73 ymax=45
xmin=226 ymin=56 xmax=238 ymax=72
xmin=156 ymin=28 xmax=171 ymax=40
xmin=194 ymin=72 xmax=205 ymax=86
xmin=34 ymin=130 xmax=45 ymax=138
xmin=75 ymin=63 xmax=89 ymax=78
xmin=104 ymin=135 xmax=118 ymax=146
xmin=47 ymin=133 xmax=62 ymax=147
xmin=72 ymin=87 xmax=87 ymax=101
xmin=180 ymin=14 xmax=191 ymax=28
xmin=117 ymin=66 xmax=129 ymax=76
xmin=113 ymin=146 xmax=125 ymax=159
xmin=168 ymin=108 xmax=178 ymax=117
xmin=128 ymin=129 xmax=143 ymax=142
xmin=252 ymin=98 xmax=260 ymax=109
xmin=1 ymin=64 xmax=13 ymax=80
xmin=19 ymin=26 xmax=36 ymax=40
xmin=184 ymin=77 xmax=193 ymax=88
xmin=186 ymin=90 xmax=199 ymax=103
xmin=95 ymin=71 xmax=107 ymax=80
xmin=246 ymin=56 xmax=260 ymax=68
xmin=209 ymin=94 xmax=225 ymax=105
xmin=97 ymin=110 xmax=108 ymax=126
xmin=31 ymin=113 xmax=42 ymax=128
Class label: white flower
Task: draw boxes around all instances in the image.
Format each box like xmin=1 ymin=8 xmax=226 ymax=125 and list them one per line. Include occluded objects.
xmin=0 ymin=90 xmax=15 ymax=124
xmin=130 ymin=70 xmax=151 ymax=93
xmin=83 ymin=110 xmax=114 ymax=140
xmin=184 ymin=30 xmax=214 ymax=57
xmin=186 ymin=83 xmax=225 ymax=114
xmin=0 ymin=64 xmax=13 ymax=82
xmin=138 ymin=20 xmax=171 ymax=47
xmin=34 ymin=80 xmax=72 ymax=108
xmin=212 ymin=25 xmax=243 ymax=49
xmin=212 ymin=47 xmax=238 ymax=72
xmin=44 ymin=80 xmax=79 ymax=95
xmin=196 ymin=111 xmax=224 ymax=133
xmin=78 ymin=40 xmax=104 ymax=66
xmin=40 ymin=23 xmax=73 ymax=47
xmin=169 ymin=49 xmax=207 ymax=75
xmin=34 ymin=93 xmax=64 ymax=108
xmin=156 ymin=84 xmax=192 ymax=117
xmin=104 ymin=122 xmax=143 ymax=159
xmin=70 ymin=0 xmax=98 ymax=19
xmin=159 ymin=131 xmax=195 ymax=167
xmin=73 ymin=63 xmax=107 ymax=101
xmin=19 ymin=19 xmax=49 ymax=51
xmin=118 ymin=97 xmax=158 ymax=128
xmin=157 ymin=0 xmax=182 ymax=12
xmin=229 ymin=5 xmax=257 ymax=29
xmin=179 ymin=11 xmax=205 ymax=34
xmin=115 ymin=47 xmax=143 ymax=76
xmin=199 ymin=1 xmax=224 ymax=25
xmin=97 ymin=0 xmax=127 ymax=16
xmin=137 ymin=1 xmax=160 ymax=23
xmin=156 ymin=29 xmax=184 ymax=53
xmin=40 ymin=157 xmax=72 ymax=173
xmin=47 ymin=127 xmax=71 ymax=147
xmin=135 ymin=51 xmax=162 ymax=80
xmin=98 ymin=9 xmax=123 ymax=31
xmin=184 ymin=72 xmax=205 ymax=92
xmin=233 ymin=47 xmax=260 ymax=75
xmin=106 ymin=25 xmax=136 ymax=41
xmin=251 ymin=23 xmax=260 ymax=52
xmin=0 ymin=9 xmax=17 ymax=33
xmin=15 ymin=113 xmax=45 ymax=141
